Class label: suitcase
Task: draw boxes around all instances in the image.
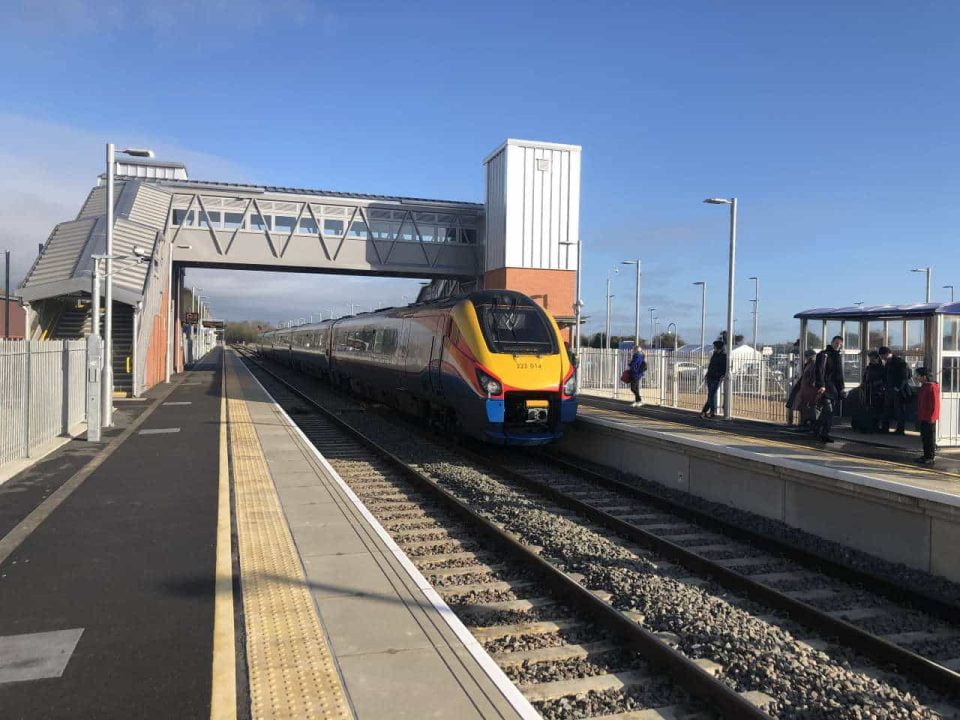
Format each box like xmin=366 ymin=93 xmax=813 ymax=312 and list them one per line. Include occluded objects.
xmin=851 ymin=405 xmax=880 ymax=433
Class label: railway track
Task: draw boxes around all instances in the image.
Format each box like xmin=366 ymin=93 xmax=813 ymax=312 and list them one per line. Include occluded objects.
xmin=236 ymin=347 xmax=960 ymax=719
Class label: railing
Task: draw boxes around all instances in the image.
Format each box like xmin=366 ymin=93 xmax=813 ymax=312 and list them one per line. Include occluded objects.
xmin=577 ymin=348 xmax=799 ymax=424
xmin=1 ymin=339 xmax=87 ymax=467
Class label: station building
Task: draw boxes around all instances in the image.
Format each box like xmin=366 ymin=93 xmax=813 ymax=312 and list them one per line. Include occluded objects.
xmin=17 ymin=139 xmax=581 ymax=397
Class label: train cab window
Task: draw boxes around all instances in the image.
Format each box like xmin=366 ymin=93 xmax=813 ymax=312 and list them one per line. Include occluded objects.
xmin=476 ymin=304 xmax=557 ymax=355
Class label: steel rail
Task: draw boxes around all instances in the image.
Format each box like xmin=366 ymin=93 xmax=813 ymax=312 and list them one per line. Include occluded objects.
xmin=237 ymin=348 xmax=773 ymax=720
xmin=536 ymin=450 xmax=960 ymax=624
xmin=454 ymin=446 xmax=960 ymax=699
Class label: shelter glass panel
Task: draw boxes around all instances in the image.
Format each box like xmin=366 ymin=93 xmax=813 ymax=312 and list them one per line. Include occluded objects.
xmin=943 ymin=317 xmax=959 ymax=352
xmin=844 ymin=323 xmax=860 ymax=350
xmin=943 ymin=356 xmax=960 ymax=393
xmin=905 ymin=319 xmax=924 ymax=364
xmin=886 ymin=321 xmax=904 ymax=354
xmin=867 ymin=321 xmax=885 ymax=351
xmin=824 ymin=321 xmax=842 ymax=346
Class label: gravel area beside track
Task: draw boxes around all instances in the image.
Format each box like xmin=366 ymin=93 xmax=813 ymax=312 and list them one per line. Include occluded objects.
xmin=242 ymin=351 xmax=960 ymax=720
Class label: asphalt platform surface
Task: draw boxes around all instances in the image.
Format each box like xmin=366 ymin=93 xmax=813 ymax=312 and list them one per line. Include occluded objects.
xmin=0 ymin=351 xmax=222 ymax=719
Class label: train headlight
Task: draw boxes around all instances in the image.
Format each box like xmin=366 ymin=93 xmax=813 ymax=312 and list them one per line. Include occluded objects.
xmin=476 ymin=369 xmax=502 ymax=396
xmin=563 ymin=371 xmax=577 ymax=397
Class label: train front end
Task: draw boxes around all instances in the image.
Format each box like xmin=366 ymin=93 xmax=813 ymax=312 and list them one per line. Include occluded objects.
xmin=450 ymin=291 xmax=577 ymax=445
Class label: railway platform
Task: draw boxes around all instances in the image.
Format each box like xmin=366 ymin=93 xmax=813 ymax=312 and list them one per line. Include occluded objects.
xmin=565 ymin=397 xmax=960 ymax=584
xmin=0 ymin=346 xmax=532 ymax=719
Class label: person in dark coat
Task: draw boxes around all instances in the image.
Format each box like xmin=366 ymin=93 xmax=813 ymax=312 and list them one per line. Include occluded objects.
xmin=879 ymin=346 xmax=911 ymax=434
xmin=814 ymin=335 xmax=845 ymax=443
xmin=915 ymin=366 xmax=940 ymax=465
xmin=789 ymin=349 xmax=819 ymax=430
xmin=700 ymin=340 xmax=727 ymax=419
xmin=861 ymin=351 xmax=885 ymax=410
xmin=628 ymin=347 xmax=646 ymax=407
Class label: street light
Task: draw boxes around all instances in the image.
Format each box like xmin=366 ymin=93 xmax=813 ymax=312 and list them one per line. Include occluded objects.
xmin=666 ymin=322 xmax=678 ymax=353
xmin=104 ymin=144 xmax=154 ymax=427
xmin=748 ymin=275 xmax=759 ymax=350
xmin=693 ymin=282 xmax=706 ymax=366
xmin=605 ymin=268 xmax=618 ymax=395
xmin=704 ymin=197 xmax=738 ymax=420
xmin=943 ymin=285 xmax=955 ymax=303
xmin=911 ymin=267 xmax=932 ymax=303
xmin=621 ymin=259 xmax=641 ymax=348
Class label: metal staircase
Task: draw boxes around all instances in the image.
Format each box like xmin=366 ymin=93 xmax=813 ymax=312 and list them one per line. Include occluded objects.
xmin=110 ymin=304 xmax=134 ymax=397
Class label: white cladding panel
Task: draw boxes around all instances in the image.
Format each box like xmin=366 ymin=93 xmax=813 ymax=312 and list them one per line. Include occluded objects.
xmin=483 ymin=139 xmax=580 ymax=273
xmin=483 ymin=147 xmax=507 ymax=270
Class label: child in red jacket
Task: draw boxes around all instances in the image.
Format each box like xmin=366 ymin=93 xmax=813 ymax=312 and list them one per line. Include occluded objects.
xmin=915 ymin=367 xmax=940 ymax=465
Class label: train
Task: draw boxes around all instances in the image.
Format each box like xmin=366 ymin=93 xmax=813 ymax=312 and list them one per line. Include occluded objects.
xmin=257 ymin=290 xmax=578 ymax=444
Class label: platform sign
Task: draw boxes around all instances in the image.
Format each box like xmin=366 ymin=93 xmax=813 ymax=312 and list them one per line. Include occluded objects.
xmin=184 ymin=312 xmax=199 ymax=323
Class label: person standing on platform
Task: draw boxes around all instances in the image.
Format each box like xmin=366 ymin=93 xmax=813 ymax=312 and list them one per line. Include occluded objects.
xmin=915 ymin=367 xmax=940 ymax=465
xmin=814 ymin=335 xmax=845 ymax=443
xmin=879 ymin=345 xmax=911 ymax=434
xmin=628 ymin=346 xmax=647 ymax=407
xmin=700 ymin=340 xmax=727 ymax=419
xmin=789 ymin=349 xmax=819 ymax=431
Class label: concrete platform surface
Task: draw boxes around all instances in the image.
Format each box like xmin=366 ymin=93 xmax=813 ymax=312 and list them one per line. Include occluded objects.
xmin=560 ymin=401 xmax=960 ymax=583
xmin=226 ymin=350 xmax=535 ymax=720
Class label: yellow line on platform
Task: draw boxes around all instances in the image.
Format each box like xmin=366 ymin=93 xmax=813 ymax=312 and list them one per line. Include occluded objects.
xmin=210 ymin=354 xmax=237 ymax=720
xmin=225 ymin=359 xmax=353 ymax=720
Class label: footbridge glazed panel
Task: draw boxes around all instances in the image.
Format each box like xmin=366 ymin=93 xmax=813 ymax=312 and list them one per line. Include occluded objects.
xmin=164 ymin=180 xmax=484 ymax=278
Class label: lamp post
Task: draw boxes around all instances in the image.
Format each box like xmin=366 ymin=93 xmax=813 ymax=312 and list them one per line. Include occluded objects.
xmin=605 ymin=268 xmax=618 ymax=394
xmin=104 ymin=144 xmax=154 ymax=426
xmin=693 ymin=282 xmax=706 ymax=367
xmin=943 ymin=285 xmax=955 ymax=303
xmin=748 ymin=275 xmax=759 ymax=350
xmin=911 ymin=267 xmax=932 ymax=303
xmin=666 ymin=322 xmax=678 ymax=353
xmin=704 ymin=197 xmax=738 ymax=420
xmin=621 ymin=259 xmax=641 ymax=348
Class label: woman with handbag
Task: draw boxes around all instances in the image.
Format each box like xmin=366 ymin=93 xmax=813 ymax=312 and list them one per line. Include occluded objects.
xmin=624 ymin=348 xmax=647 ymax=407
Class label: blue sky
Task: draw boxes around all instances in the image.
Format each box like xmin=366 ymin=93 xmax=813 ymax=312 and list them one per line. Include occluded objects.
xmin=2 ymin=1 xmax=958 ymax=342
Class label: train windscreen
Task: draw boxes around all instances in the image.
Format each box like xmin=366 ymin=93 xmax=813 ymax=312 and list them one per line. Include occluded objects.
xmin=476 ymin=304 xmax=557 ymax=354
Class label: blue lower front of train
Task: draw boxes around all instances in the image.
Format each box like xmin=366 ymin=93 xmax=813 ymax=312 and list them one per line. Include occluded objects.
xmin=451 ymin=394 xmax=577 ymax=445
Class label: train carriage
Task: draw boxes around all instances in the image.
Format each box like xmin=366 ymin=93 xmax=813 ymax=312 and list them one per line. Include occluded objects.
xmin=259 ymin=290 xmax=577 ymax=444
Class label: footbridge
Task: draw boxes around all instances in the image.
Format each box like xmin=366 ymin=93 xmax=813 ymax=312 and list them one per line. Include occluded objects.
xmin=18 ymin=138 xmax=581 ymax=396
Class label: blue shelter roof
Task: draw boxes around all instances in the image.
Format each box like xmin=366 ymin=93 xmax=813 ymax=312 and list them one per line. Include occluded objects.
xmin=795 ymin=302 xmax=960 ymax=320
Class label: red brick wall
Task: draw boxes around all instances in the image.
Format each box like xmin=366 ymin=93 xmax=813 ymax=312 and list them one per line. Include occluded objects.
xmin=1 ymin=298 xmax=27 ymax=339
xmin=482 ymin=268 xmax=576 ymax=342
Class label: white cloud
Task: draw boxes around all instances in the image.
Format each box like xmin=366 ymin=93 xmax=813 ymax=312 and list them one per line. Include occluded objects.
xmin=0 ymin=112 xmax=250 ymax=286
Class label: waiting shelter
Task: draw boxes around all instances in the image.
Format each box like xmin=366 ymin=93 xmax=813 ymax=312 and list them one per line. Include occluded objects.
xmin=795 ymin=303 xmax=960 ymax=446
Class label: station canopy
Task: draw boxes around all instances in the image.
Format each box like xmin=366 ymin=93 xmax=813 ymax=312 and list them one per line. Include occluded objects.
xmin=795 ymin=302 xmax=960 ymax=320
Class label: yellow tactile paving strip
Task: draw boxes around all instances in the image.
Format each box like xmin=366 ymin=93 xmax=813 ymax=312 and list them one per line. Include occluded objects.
xmin=226 ymin=367 xmax=353 ymax=720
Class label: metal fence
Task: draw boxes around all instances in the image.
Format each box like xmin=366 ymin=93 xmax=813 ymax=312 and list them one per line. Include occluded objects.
xmin=578 ymin=348 xmax=799 ymax=424
xmin=1 ymin=339 xmax=87 ymax=467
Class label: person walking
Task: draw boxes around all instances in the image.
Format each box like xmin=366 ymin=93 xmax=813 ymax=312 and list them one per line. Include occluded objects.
xmin=915 ymin=367 xmax=940 ymax=465
xmin=878 ymin=346 xmax=911 ymax=434
xmin=814 ymin=335 xmax=845 ymax=443
xmin=700 ymin=340 xmax=727 ymax=419
xmin=628 ymin=346 xmax=647 ymax=407
xmin=852 ymin=350 xmax=885 ymax=432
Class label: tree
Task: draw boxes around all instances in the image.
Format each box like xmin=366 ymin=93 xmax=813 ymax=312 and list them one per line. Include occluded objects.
xmin=651 ymin=332 xmax=686 ymax=349
xmin=225 ymin=320 xmax=273 ymax=344
xmin=717 ymin=330 xmax=745 ymax=347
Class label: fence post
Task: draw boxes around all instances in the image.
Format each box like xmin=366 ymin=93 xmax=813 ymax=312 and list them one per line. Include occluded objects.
xmin=86 ymin=335 xmax=102 ymax=443
xmin=62 ymin=341 xmax=71 ymax=435
xmin=23 ymin=340 xmax=33 ymax=458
